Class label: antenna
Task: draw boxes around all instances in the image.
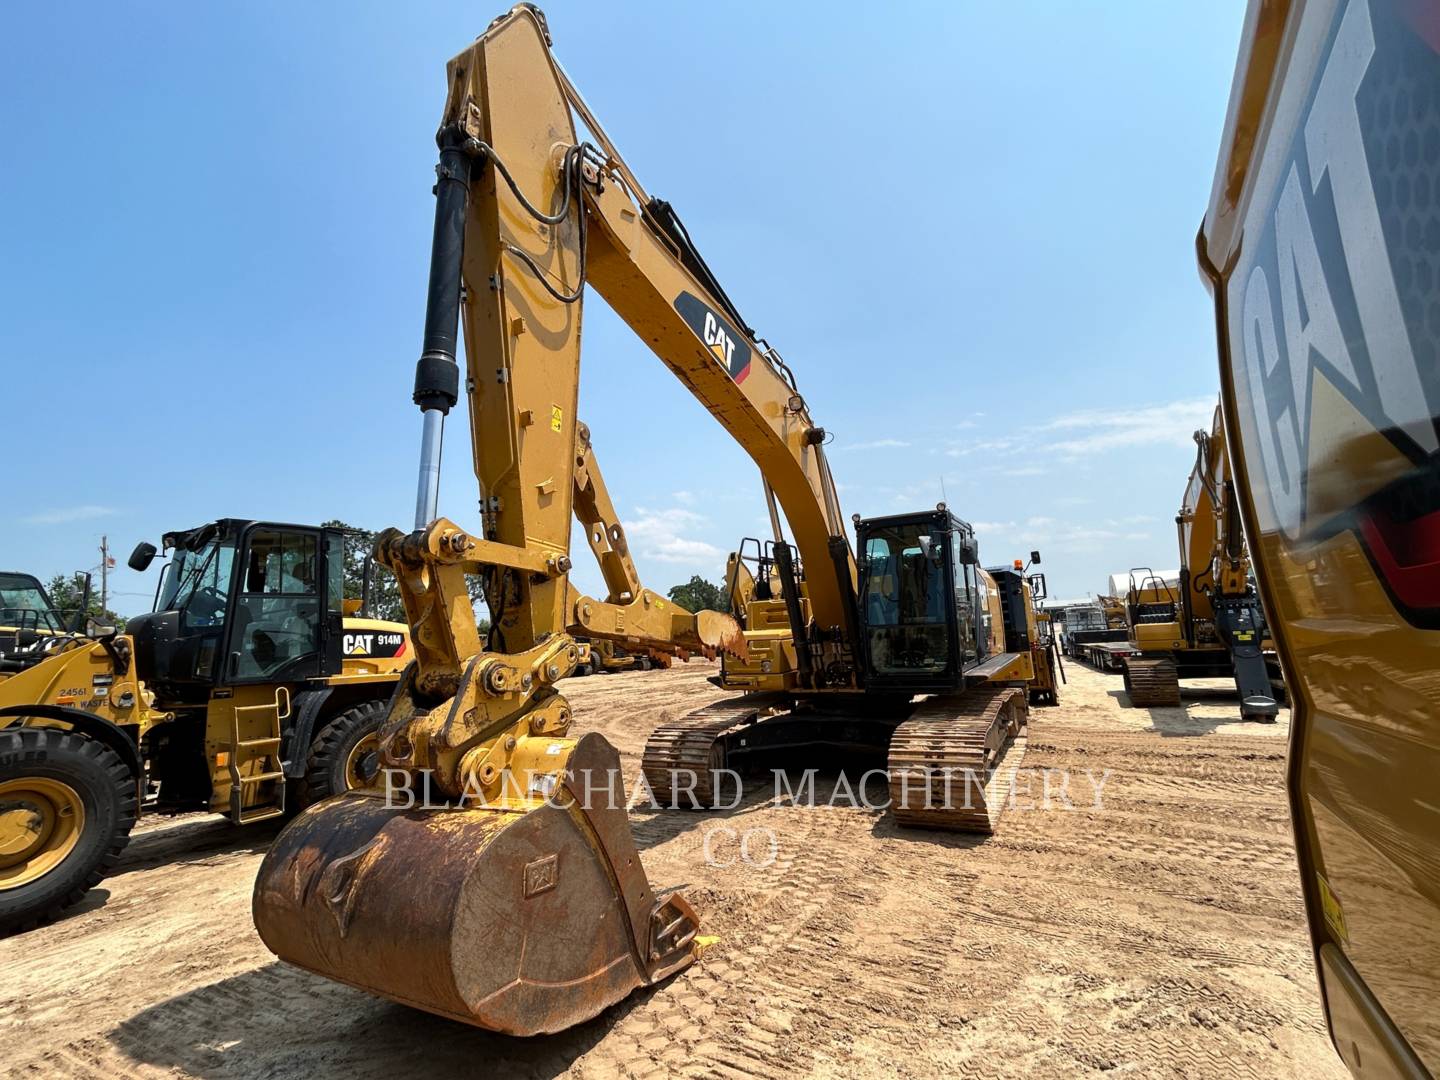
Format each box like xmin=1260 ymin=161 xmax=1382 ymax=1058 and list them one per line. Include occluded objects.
xmin=940 ymin=475 xmax=948 ymax=504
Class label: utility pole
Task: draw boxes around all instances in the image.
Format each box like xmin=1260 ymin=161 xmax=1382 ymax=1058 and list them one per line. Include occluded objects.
xmin=99 ymin=535 xmax=109 ymax=615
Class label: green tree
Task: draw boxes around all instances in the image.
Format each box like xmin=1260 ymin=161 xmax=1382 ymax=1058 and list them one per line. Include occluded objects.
xmin=667 ymin=575 xmax=727 ymax=614
xmin=323 ymin=520 xmax=490 ymax=632
xmin=324 ymin=522 xmax=404 ymax=622
xmin=45 ymin=574 xmax=126 ymax=631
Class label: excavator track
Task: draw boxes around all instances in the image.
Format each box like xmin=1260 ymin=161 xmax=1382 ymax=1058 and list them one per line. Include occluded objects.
xmin=640 ymin=694 xmax=786 ymax=808
xmin=1123 ymin=657 xmax=1182 ymax=707
xmin=886 ymin=686 xmax=1028 ymax=834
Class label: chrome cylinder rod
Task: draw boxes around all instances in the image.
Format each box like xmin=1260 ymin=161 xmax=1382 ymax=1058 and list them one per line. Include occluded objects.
xmin=414 ymin=408 xmax=445 ymax=530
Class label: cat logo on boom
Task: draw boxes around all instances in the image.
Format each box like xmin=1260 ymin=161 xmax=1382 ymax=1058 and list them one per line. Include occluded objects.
xmin=674 ymin=291 xmax=753 ymax=383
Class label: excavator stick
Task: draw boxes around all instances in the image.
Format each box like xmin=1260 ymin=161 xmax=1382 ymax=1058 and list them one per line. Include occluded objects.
xmin=252 ymin=6 xmax=719 ymax=1034
xmin=253 ymin=732 xmax=697 ymax=1036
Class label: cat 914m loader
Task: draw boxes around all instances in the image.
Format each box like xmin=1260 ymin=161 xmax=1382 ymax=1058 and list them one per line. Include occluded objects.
xmin=0 ymin=519 xmax=408 ymax=933
xmin=252 ymin=3 xmax=1050 ymax=1039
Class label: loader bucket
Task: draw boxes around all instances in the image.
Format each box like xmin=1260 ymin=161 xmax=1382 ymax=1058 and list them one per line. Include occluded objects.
xmin=252 ymin=733 xmax=698 ymax=1035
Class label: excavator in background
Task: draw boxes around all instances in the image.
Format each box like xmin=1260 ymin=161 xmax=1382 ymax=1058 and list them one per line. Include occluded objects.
xmin=1201 ymin=0 xmax=1439 ymax=1073
xmin=0 ymin=519 xmax=409 ymax=933
xmin=1120 ymin=404 xmax=1282 ymax=720
xmin=253 ymin=4 xmax=1047 ymax=1038
xmin=1097 ymin=592 xmax=1127 ymax=631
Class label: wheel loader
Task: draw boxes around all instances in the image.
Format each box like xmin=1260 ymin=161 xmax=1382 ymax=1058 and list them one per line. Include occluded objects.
xmin=252 ymin=4 xmax=1050 ymax=1037
xmin=0 ymin=518 xmax=409 ymax=934
xmin=0 ymin=570 xmax=88 ymax=671
xmin=1118 ymin=404 xmax=1283 ymax=721
xmin=568 ymin=637 xmax=656 ymax=676
xmin=1201 ymin=0 xmax=1440 ymax=1073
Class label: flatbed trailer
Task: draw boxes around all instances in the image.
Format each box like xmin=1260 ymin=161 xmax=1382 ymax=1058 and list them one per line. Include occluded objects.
xmin=1062 ymin=628 xmax=1128 ymax=661
xmin=1078 ymin=640 xmax=1141 ymax=672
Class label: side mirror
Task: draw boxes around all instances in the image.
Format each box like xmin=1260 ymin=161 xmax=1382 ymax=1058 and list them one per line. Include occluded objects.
xmin=85 ymin=617 xmax=116 ymax=639
xmin=958 ymin=537 xmax=979 ymax=565
xmin=1030 ymin=550 xmax=1042 ymax=565
xmin=128 ymin=541 xmax=158 ymax=572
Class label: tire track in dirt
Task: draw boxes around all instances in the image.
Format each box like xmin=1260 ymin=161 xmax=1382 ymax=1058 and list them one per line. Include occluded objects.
xmin=0 ymin=663 xmax=1347 ymax=1079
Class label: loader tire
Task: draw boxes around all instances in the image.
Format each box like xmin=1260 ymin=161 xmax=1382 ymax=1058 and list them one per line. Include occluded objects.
xmin=298 ymin=701 xmax=387 ymax=809
xmin=0 ymin=727 xmax=136 ymax=936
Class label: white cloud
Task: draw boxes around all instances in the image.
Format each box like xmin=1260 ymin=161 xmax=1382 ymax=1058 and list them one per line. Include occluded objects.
xmin=673 ymin=490 xmax=696 ymax=505
xmin=23 ymin=505 xmax=117 ymax=526
xmin=1040 ymin=397 xmax=1215 ymax=456
xmin=626 ymin=506 xmax=725 ymax=565
xmin=837 ymin=438 xmax=911 ymax=451
xmin=943 ymin=396 xmax=1214 ymax=467
xmin=945 ymin=436 xmax=1020 ymax=458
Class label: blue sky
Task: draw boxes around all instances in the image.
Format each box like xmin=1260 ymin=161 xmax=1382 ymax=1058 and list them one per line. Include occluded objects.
xmin=2 ymin=2 xmax=1245 ymax=615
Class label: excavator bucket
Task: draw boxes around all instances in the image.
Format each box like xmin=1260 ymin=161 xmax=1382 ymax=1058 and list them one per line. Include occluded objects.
xmin=252 ymin=733 xmax=698 ymax=1035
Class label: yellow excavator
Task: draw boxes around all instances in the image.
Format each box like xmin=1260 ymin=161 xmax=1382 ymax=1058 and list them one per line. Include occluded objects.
xmin=1120 ymin=403 xmax=1283 ymax=720
xmin=1202 ymin=0 xmax=1439 ymax=1074
xmin=253 ymin=3 xmax=1045 ymax=1038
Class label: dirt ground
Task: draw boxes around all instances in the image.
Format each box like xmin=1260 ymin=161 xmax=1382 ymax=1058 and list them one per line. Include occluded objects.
xmin=0 ymin=661 xmax=1345 ymax=1079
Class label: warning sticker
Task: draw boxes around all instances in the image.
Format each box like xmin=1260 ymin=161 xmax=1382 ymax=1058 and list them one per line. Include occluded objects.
xmin=1317 ymin=874 xmax=1349 ymax=944
xmin=550 ymin=406 xmax=563 ymax=432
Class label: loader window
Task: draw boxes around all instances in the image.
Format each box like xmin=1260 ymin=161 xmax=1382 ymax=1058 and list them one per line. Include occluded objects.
xmin=860 ymin=525 xmax=952 ymax=675
xmin=230 ymin=530 xmax=321 ymax=681
xmin=0 ymin=574 xmax=65 ymax=634
xmin=161 ymin=542 xmax=236 ymax=629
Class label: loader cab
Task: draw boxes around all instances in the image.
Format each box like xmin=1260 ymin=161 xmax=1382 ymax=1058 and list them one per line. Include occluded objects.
xmin=854 ymin=507 xmax=989 ymax=692
xmin=0 ymin=572 xmax=71 ymax=668
xmin=126 ymin=520 xmax=346 ymax=703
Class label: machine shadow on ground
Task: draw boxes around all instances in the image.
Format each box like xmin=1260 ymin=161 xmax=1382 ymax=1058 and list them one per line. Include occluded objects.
xmin=1105 ymin=686 xmax=1276 ymax=737
xmin=118 ymin=816 xmax=288 ymax=872
xmin=108 ymin=961 xmax=629 ymax=1080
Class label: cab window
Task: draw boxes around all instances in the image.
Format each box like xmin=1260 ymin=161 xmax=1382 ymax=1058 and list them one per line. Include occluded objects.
xmin=950 ymin=533 xmax=979 ymax=663
xmin=860 ymin=525 xmax=951 ymax=675
xmin=231 ymin=530 xmax=321 ymax=680
xmin=164 ymin=543 xmax=235 ymax=630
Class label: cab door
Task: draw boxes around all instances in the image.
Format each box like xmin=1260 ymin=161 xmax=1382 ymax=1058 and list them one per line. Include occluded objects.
xmin=224 ymin=525 xmax=330 ymax=685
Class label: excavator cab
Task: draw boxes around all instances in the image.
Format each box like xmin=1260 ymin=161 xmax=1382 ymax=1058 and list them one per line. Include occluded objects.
xmin=856 ymin=508 xmax=988 ymax=692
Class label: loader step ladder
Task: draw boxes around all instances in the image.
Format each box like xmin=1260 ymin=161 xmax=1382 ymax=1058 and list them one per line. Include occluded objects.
xmin=227 ymin=687 xmax=290 ymax=824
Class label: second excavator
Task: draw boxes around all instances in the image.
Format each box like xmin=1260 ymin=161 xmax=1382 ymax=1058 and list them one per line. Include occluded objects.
xmin=253 ymin=4 xmax=1046 ymax=1038
xmin=1120 ymin=404 xmax=1282 ymax=720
